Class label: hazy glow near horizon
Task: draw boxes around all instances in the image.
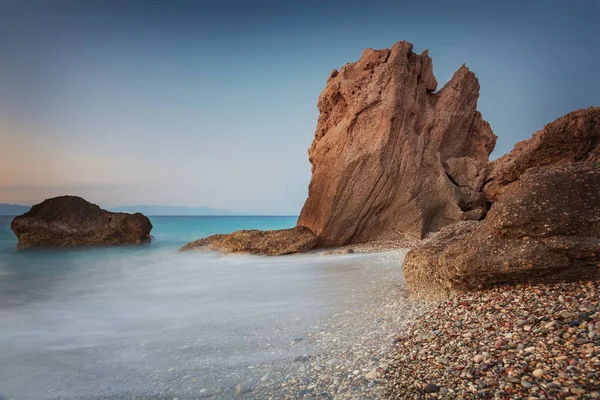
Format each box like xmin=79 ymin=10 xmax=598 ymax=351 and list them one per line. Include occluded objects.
xmin=1 ymin=0 xmax=598 ymax=213
xmin=0 ymin=120 xmax=163 ymax=205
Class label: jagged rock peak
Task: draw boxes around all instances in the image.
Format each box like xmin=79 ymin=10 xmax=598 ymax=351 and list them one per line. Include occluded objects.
xmin=298 ymin=40 xmax=496 ymax=247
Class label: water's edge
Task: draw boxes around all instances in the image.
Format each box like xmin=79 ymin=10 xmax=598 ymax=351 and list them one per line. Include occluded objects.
xmin=0 ymin=216 xmax=421 ymax=399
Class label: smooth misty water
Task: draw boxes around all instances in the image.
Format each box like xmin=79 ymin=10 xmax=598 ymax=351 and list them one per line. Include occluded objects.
xmin=0 ymin=216 xmax=403 ymax=399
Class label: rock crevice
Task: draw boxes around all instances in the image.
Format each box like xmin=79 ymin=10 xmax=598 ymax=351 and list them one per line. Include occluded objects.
xmin=403 ymin=106 xmax=600 ymax=300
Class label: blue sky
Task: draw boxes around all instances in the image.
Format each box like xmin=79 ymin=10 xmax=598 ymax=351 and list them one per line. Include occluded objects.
xmin=0 ymin=0 xmax=598 ymax=214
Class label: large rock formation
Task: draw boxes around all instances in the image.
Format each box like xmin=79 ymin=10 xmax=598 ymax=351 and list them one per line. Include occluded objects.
xmin=297 ymin=41 xmax=496 ymax=247
xmin=179 ymin=226 xmax=316 ymax=256
xmin=484 ymin=107 xmax=600 ymax=201
xmin=11 ymin=196 xmax=152 ymax=249
xmin=180 ymin=41 xmax=496 ymax=255
xmin=403 ymin=162 xmax=600 ymax=301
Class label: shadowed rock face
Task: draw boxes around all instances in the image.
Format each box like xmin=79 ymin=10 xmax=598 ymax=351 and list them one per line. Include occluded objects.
xmin=484 ymin=107 xmax=600 ymax=202
xmin=297 ymin=41 xmax=496 ymax=247
xmin=179 ymin=226 xmax=316 ymax=256
xmin=403 ymin=163 xmax=600 ymax=301
xmin=11 ymin=196 xmax=152 ymax=249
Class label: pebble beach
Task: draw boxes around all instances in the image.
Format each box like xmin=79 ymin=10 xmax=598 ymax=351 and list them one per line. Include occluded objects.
xmin=384 ymin=280 xmax=600 ymax=399
xmin=237 ymin=250 xmax=600 ymax=400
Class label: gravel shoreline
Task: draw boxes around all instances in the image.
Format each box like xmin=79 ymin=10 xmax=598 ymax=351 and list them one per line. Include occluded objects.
xmin=249 ymin=273 xmax=600 ymax=399
xmin=197 ymin=249 xmax=599 ymax=400
xmin=384 ymin=280 xmax=600 ymax=399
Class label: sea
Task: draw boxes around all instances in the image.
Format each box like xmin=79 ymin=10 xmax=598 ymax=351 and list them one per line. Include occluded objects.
xmin=0 ymin=216 xmax=405 ymax=399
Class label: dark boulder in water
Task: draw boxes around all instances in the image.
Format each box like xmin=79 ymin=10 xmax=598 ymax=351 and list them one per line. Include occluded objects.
xmin=179 ymin=226 xmax=317 ymax=256
xmin=11 ymin=195 xmax=152 ymax=249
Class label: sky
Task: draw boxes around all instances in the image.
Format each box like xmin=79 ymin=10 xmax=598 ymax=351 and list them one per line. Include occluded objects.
xmin=0 ymin=0 xmax=598 ymax=214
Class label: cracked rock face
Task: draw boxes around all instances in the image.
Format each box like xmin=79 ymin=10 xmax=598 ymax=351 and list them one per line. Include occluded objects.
xmin=11 ymin=196 xmax=152 ymax=249
xmin=403 ymin=162 xmax=600 ymax=301
xmin=484 ymin=107 xmax=600 ymax=202
xmin=297 ymin=41 xmax=497 ymax=247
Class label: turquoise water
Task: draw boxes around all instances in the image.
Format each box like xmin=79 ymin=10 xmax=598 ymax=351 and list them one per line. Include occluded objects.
xmin=0 ymin=216 xmax=399 ymax=399
xmin=0 ymin=216 xmax=298 ymax=309
xmin=140 ymin=216 xmax=300 ymax=250
xmin=0 ymin=215 xmax=298 ymax=254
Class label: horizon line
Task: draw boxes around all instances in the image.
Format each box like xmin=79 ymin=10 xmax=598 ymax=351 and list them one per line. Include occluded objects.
xmin=0 ymin=213 xmax=299 ymax=217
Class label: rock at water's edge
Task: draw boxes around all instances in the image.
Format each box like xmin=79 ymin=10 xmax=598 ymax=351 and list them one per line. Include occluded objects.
xmin=11 ymin=196 xmax=152 ymax=249
xmin=179 ymin=226 xmax=317 ymax=256
xmin=297 ymin=41 xmax=496 ymax=247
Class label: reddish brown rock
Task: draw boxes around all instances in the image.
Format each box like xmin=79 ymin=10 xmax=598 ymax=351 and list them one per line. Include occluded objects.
xmin=11 ymin=196 xmax=152 ymax=249
xmin=297 ymin=41 xmax=496 ymax=247
xmin=403 ymin=163 xmax=600 ymax=301
xmin=178 ymin=234 xmax=227 ymax=252
xmin=484 ymin=107 xmax=600 ymax=201
xmin=179 ymin=226 xmax=316 ymax=256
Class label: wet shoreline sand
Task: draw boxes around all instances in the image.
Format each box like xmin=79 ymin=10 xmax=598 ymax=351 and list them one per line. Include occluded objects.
xmin=245 ymin=249 xmax=431 ymax=399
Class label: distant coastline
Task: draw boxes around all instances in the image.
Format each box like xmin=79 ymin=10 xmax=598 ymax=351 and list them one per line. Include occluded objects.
xmin=0 ymin=204 xmax=30 ymax=216
xmin=0 ymin=202 xmax=296 ymax=217
xmin=0 ymin=203 xmax=298 ymax=217
xmin=110 ymin=205 xmax=245 ymax=216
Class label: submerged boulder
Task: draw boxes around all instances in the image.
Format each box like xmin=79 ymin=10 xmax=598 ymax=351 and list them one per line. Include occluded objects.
xmin=179 ymin=226 xmax=317 ymax=256
xmin=403 ymin=163 xmax=600 ymax=301
xmin=484 ymin=107 xmax=600 ymax=201
xmin=297 ymin=41 xmax=496 ymax=247
xmin=11 ymin=196 xmax=152 ymax=249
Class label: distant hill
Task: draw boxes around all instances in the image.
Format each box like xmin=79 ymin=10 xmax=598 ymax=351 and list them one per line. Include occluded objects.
xmin=109 ymin=205 xmax=240 ymax=216
xmin=0 ymin=204 xmax=30 ymax=216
